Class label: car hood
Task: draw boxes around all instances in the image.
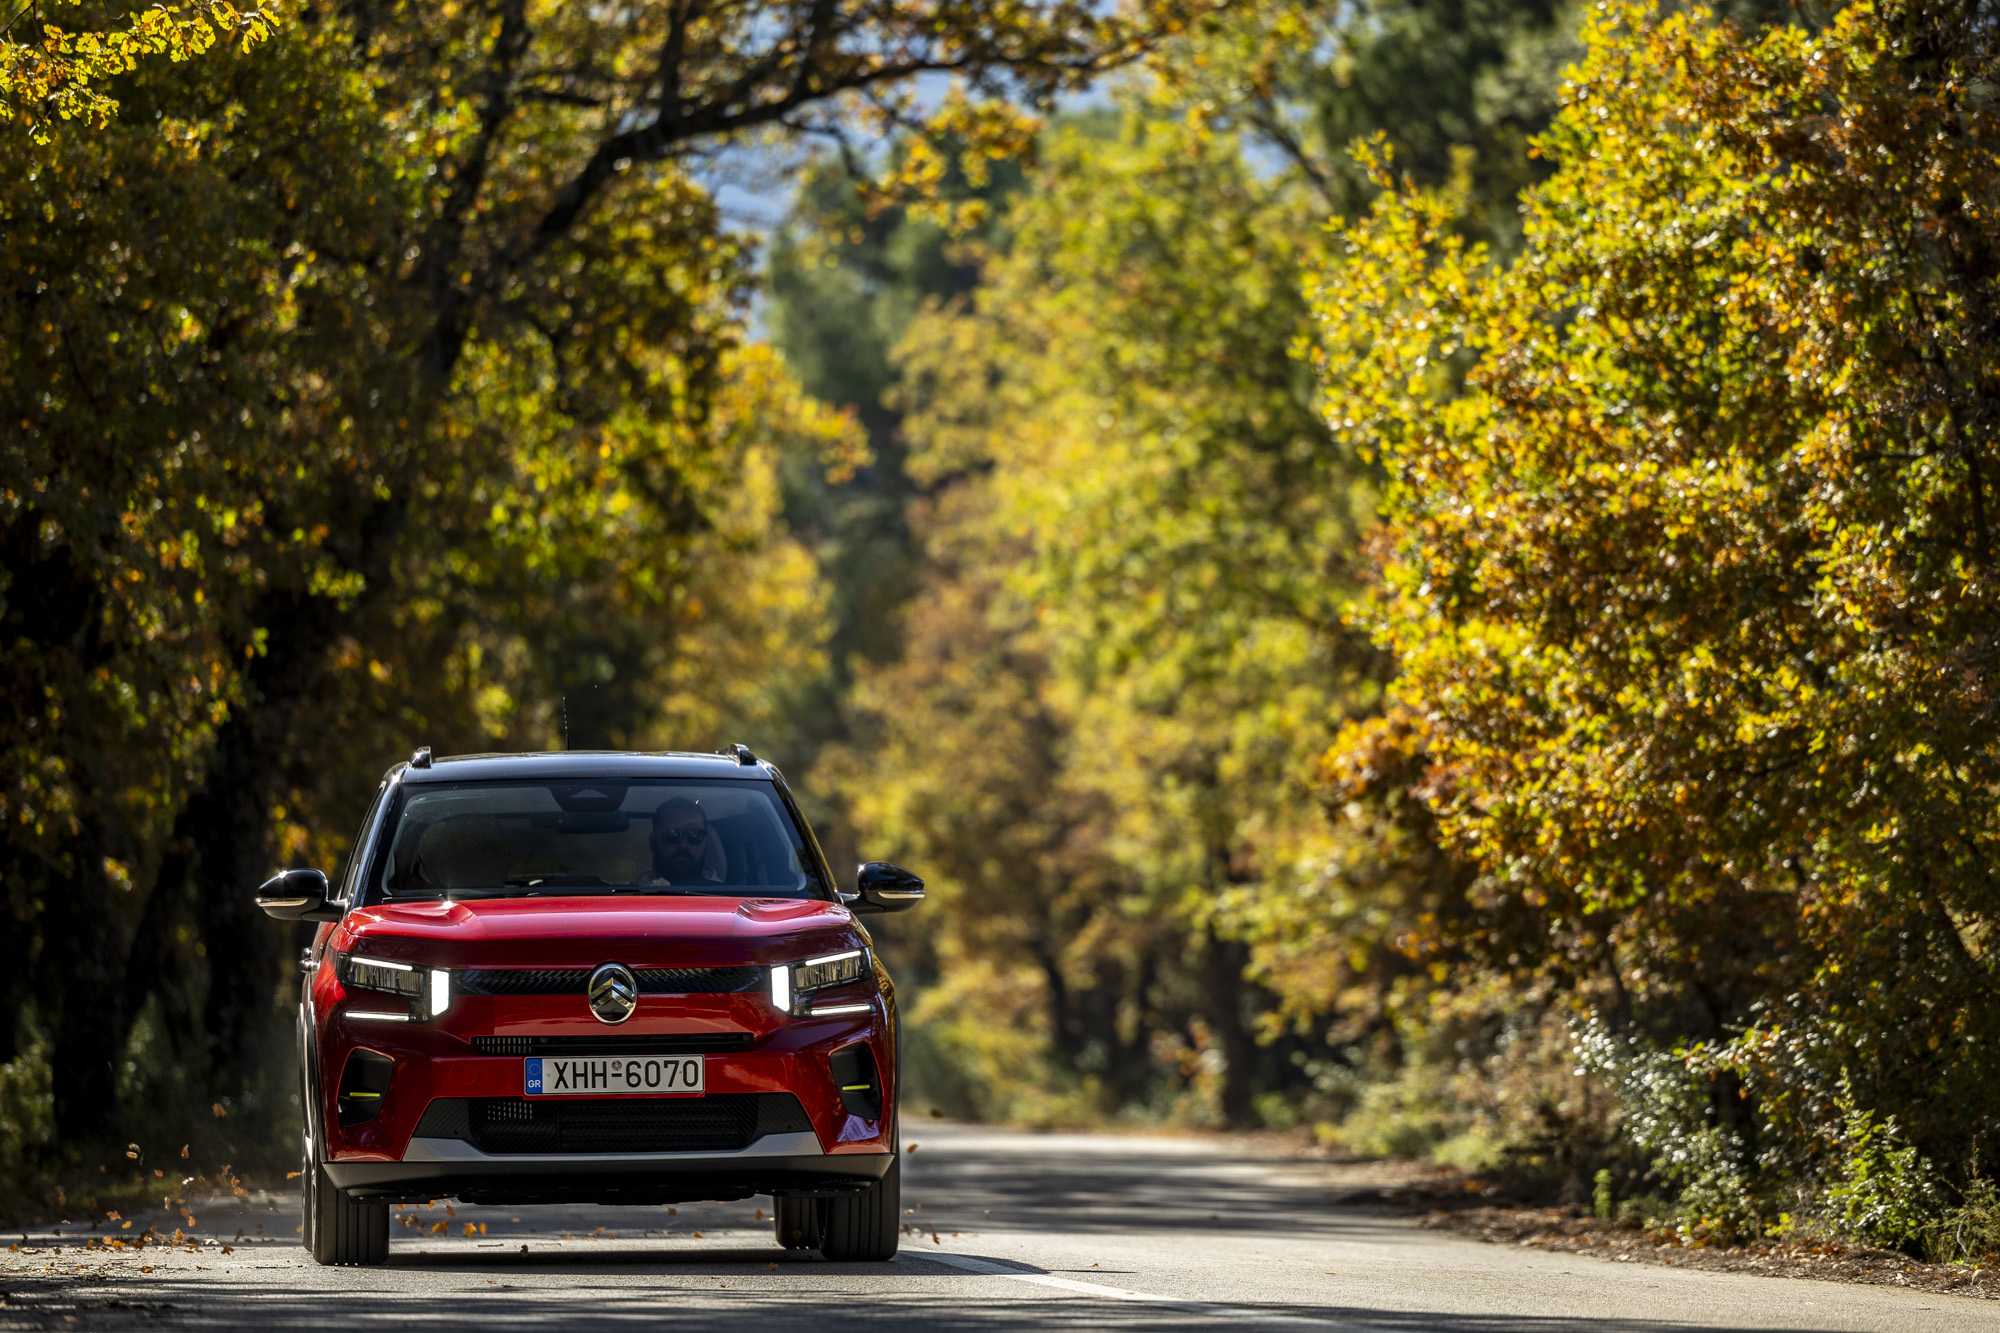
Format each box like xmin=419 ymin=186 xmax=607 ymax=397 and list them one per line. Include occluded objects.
xmin=331 ymin=895 xmax=863 ymax=969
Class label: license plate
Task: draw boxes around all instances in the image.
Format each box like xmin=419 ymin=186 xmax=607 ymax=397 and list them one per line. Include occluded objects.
xmin=524 ymin=1055 xmax=705 ymax=1097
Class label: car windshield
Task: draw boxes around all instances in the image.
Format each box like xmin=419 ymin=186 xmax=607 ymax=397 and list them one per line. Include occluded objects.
xmin=367 ymin=778 xmax=827 ymax=902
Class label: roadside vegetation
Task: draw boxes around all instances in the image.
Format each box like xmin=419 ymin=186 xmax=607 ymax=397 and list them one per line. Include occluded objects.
xmin=767 ymin=0 xmax=2000 ymax=1267
xmin=6 ymin=0 xmax=2000 ymax=1271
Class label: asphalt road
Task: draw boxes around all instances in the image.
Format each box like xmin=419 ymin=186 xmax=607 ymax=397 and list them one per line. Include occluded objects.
xmin=2 ymin=1124 xmax=1993 ymax=1331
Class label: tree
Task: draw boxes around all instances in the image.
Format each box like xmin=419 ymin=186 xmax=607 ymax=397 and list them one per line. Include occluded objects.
xmin=0 ymin=0 xmax=878 ymax=1143
xmin=758 ymin=146 xmax=1028 ymax=863
xmin=827 ymin=100 xmax=1379 ymax=1124
xmin=125 ymin=0 xmax=1209 ymax=1130
xmin=1149 ymin=0 xmax=1578 ymax=249
xmin=1309 ymin=0 xmax=2000 ymax=1199
xmin=781 ymin=0 xmax=1592 ymax=1128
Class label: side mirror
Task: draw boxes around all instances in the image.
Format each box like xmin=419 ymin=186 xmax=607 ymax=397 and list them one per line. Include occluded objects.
xmin=256 ymin=869 xmax=343 ymax=923
xmin=853 ymin=861 xmax=924 ymax=913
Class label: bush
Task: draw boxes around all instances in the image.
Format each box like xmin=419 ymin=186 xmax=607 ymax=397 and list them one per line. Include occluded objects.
xmin=1574 ymin=1017 xmax=1763 ymax=1242
xmin=1819 ymin=1081 xmax=1940 ymax=1255
xmin=1933 ymin=1177 xmax=2000 ymax=1266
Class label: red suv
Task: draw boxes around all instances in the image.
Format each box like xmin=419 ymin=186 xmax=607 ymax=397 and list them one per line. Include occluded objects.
xmin=256 ymin=746 xmax=923 ymax=1266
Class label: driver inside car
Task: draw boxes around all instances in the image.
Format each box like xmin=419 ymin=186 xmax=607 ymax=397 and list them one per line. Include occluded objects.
xmin=650 ymin=795 xmax=725 ymax=886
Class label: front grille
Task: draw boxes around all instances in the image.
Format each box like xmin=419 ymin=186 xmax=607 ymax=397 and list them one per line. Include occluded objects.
xmin=472 ymin=1033 xmax=754 ymax=1057
xmin=412 ymin=1092 xmax=813 ymax=1155
xmin=460 ymin=968 xmax=590 ymax=996
xmin=457 ymin=966 xmax=762 ymax=997
xmin=637 ymin=966 xmax=762 ymax=994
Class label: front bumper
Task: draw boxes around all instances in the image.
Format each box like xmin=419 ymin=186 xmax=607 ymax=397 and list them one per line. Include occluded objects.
xmin=309 ymin=962 xmax=897 ymax=1206
xmin=324 ymin=1131 xmax=894 ymax=1205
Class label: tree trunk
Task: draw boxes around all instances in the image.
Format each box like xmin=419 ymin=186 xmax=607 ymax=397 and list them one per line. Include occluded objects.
xmin=1201 ymin=927 xmax=1257 ymax=1128
xmin=44 ymin=830 xmax=125 ymax=1141
xmin=177 ymin=585 xmax=352 ymax=1101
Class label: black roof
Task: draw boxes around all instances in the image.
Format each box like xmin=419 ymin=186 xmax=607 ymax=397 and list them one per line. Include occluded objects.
xmin=393 ymin=751 xmax=771 ymax=784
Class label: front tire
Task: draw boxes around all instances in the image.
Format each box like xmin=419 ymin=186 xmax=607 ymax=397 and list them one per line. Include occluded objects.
xmin=774 ymin=1194 xmax=822 ymax=1250
xmin=308 ymin=1161 xmax=388 ymax=1266
xmin=817 ymin=1153 xmax=900 ymax=1262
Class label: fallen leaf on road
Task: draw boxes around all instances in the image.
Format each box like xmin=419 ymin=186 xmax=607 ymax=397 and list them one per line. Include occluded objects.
xmin=764 ymin=1263 xmax=778 ymax=1271
xmin=906 ymin=1144 xmax=919 ymax=1154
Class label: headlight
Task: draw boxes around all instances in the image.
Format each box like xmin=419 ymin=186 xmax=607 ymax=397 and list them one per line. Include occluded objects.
xmin=772 ymin=948 xmax=869 ymax=1015
xmin=337 ymin=953 xmax=452 ymax=1019
xmin=339 ymin=954 xmax=422 ymax=998
xmin=793 ymin=949 xmax=867 ymax=992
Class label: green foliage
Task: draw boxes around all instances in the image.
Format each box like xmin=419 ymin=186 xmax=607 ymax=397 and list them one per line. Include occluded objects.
xmin=827 ymin=97 xmax=1372 ymax=1125
xmin=758 ymin=147 xmax=1028 ymax=845
xmin=1 ymin=0 xmax=281 ymax=140
xmin=1820 ymin=1081 xmax=1941 ymax=1255
xmin=1306 ymin=0 xmax=2000 ymax=1246
xmin=1933 ymin=1177 xmax=2000 ymax=1267
xmin=783 ymin=0 xmax=1586 ymax=1132
xmin=3 ymin=0 xmax=1164 ymax=1173
xmin=1574 ymin=1019 xmax=1762 ymax=1240
xmin=1153 ymin=0 xmax=1578 ymax=249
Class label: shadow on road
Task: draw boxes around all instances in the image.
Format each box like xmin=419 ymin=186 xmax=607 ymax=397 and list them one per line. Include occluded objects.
xmin=902 ymin=1134 xmax=1414 ymax=1241
xmin=318 ymin=1244 xmax=1857 ymax=1333
xmin=1 ymin=1129 xmax=1961 ymax=1331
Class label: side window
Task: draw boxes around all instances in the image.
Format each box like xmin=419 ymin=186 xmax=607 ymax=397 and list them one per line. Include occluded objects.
xmin=338 ymin=783 xmax=391 ymax=903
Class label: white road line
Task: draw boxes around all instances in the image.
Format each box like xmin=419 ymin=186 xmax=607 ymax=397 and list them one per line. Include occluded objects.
xmin=913 ymin=1250 xmax=1380 ymax=1330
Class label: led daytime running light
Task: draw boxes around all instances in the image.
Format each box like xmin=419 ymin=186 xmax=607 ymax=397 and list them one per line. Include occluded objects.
xmin=791 ymin=949 xmax=867 ymax=994
xmin=340 ymin=953 xmax=424 ymax=999
xmin=772 ymin=947 xmax=869 ymax=1016
xmin=338 ymin=953 xmax=452 ymax=1020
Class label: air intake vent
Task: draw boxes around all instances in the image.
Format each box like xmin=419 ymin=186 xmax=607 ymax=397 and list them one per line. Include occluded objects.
xmin=337 ymin=1049 xmax=396 ymax=1127
xmin=412 ymin=1092 xmax=812 ymax=1155
xmin=472 ymin=1033 xmax=754 ymax=1057
xmin=829 ymin=1042 xmax=883 ymax=1120
xmin=457 ymin=966 xmax=762 ymax=997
